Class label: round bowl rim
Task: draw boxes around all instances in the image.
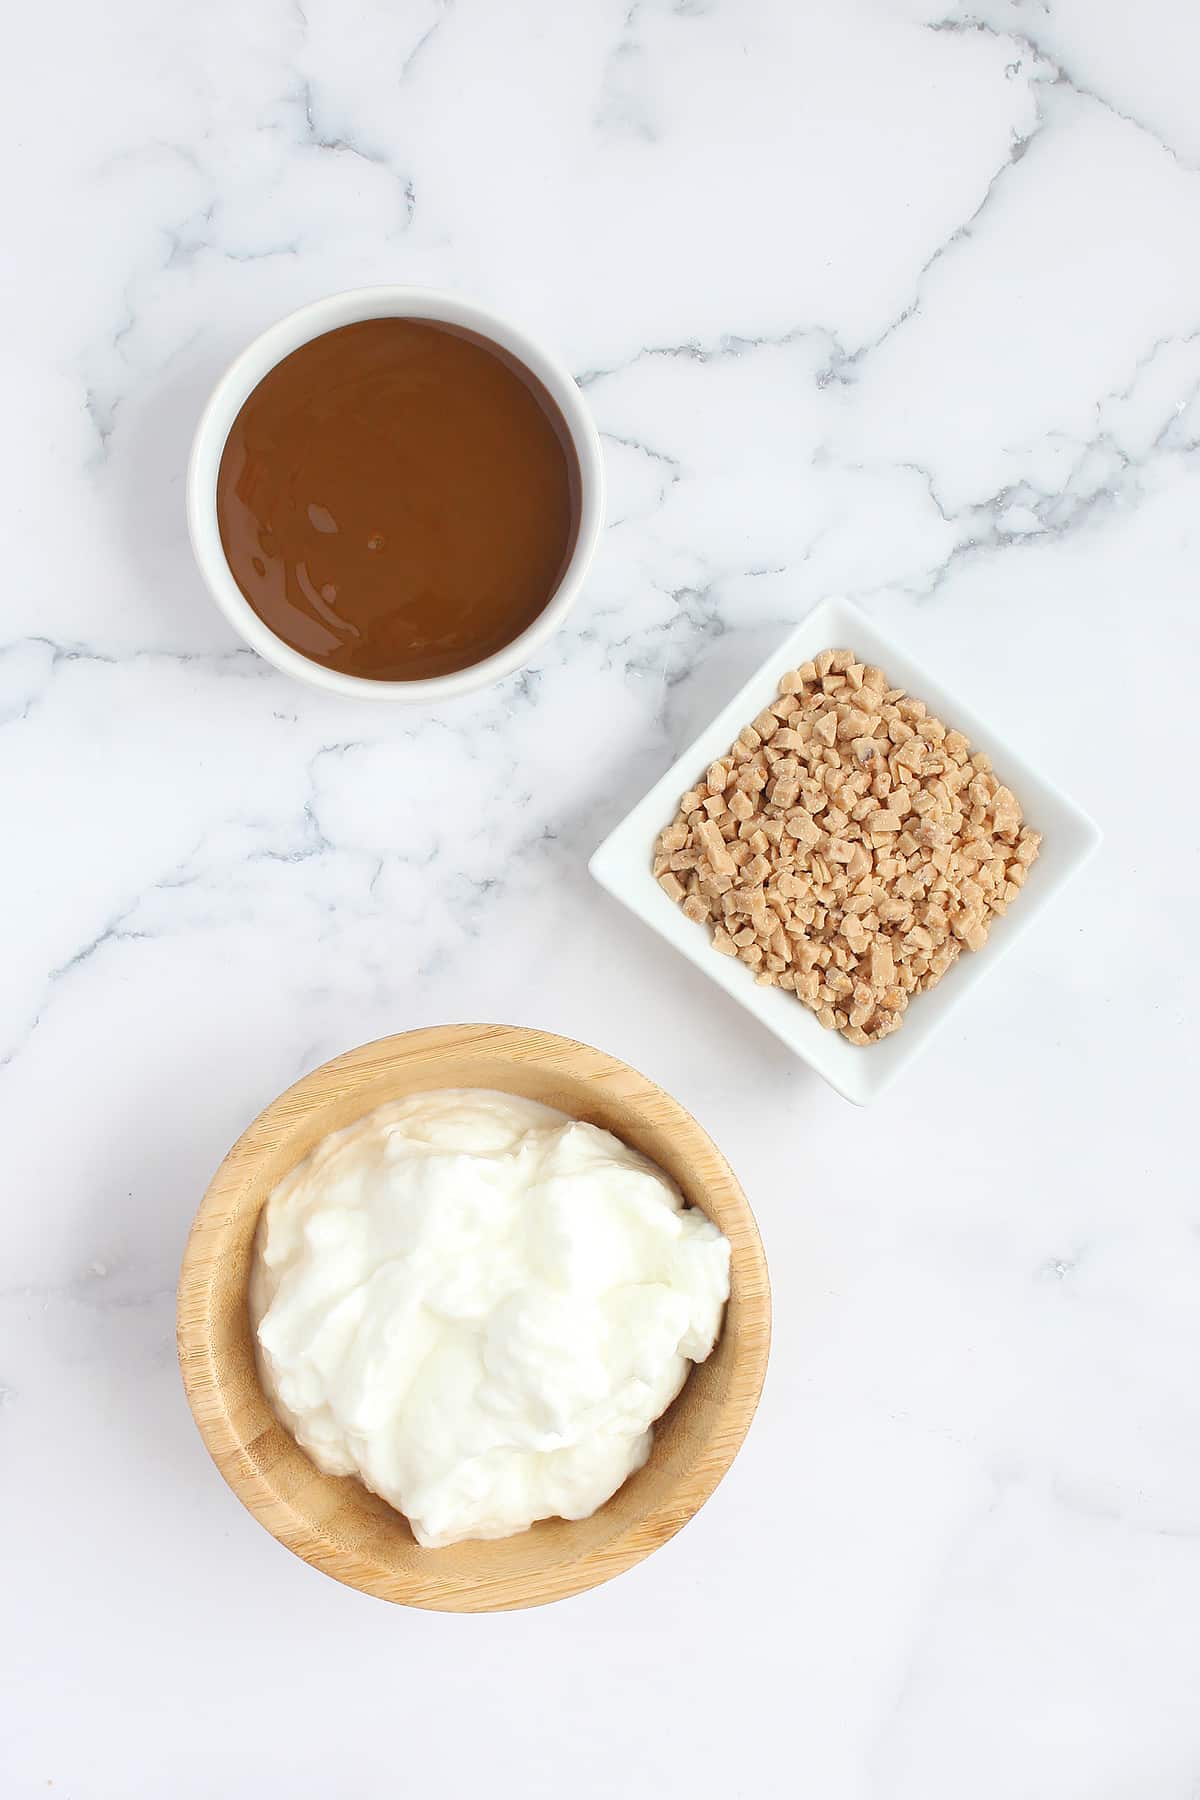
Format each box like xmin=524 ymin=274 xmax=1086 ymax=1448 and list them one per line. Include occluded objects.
xmin=185 ymin=287 xmax=606 ymax=702
xmin=176 ymin=1024 xmax=771 ymax=1611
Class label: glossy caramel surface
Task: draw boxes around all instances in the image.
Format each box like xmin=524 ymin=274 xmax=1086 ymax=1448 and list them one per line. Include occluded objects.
xmin=216 ymin=319 xmax=579 ymax=681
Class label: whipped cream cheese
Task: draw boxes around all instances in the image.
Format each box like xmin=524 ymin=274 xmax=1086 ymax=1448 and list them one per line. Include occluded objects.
xmin=250 ymin=1089 xmax=731 ymax=1548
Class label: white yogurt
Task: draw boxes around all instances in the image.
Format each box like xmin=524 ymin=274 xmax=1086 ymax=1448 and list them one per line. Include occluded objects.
xmin=250 ymin=1089 xmax=731 ymax=1548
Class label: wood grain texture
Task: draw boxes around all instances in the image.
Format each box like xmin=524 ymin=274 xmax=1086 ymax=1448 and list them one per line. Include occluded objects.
xmin=176 ymin=1024 xmax=771 ymax=1612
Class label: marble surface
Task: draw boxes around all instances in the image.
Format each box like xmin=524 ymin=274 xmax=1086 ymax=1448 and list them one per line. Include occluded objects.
xmin=3 ymin=1 xmax=1198 ymax=1793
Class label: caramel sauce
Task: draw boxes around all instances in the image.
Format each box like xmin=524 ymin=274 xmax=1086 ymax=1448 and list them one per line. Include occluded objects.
xmin=216 ymin=319 xmax=580 ymax=681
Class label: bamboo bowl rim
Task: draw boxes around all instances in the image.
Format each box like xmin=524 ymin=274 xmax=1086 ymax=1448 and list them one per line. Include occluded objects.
xmin=177 ymin=1024 xmax=772 ymax=1612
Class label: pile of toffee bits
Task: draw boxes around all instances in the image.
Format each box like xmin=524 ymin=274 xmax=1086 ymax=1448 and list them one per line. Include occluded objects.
xmin=653 ymin=648 xmax=1041 ymax=1044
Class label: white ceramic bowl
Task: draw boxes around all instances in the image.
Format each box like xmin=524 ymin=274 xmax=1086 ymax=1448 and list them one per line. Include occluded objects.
xmin=590 ymin=597 xmax=1102 ymax=1106
xmin=187 ymin=288 xmax=605 ymax=702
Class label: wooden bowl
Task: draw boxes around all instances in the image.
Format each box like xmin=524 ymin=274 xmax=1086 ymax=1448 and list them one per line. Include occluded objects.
xmin=177 ymin=1024 xmax=771 ymax=1612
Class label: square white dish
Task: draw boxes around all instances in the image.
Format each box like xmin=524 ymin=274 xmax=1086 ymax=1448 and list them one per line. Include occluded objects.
xmin=589 ymin=597 xmax=1102 ymax=1106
